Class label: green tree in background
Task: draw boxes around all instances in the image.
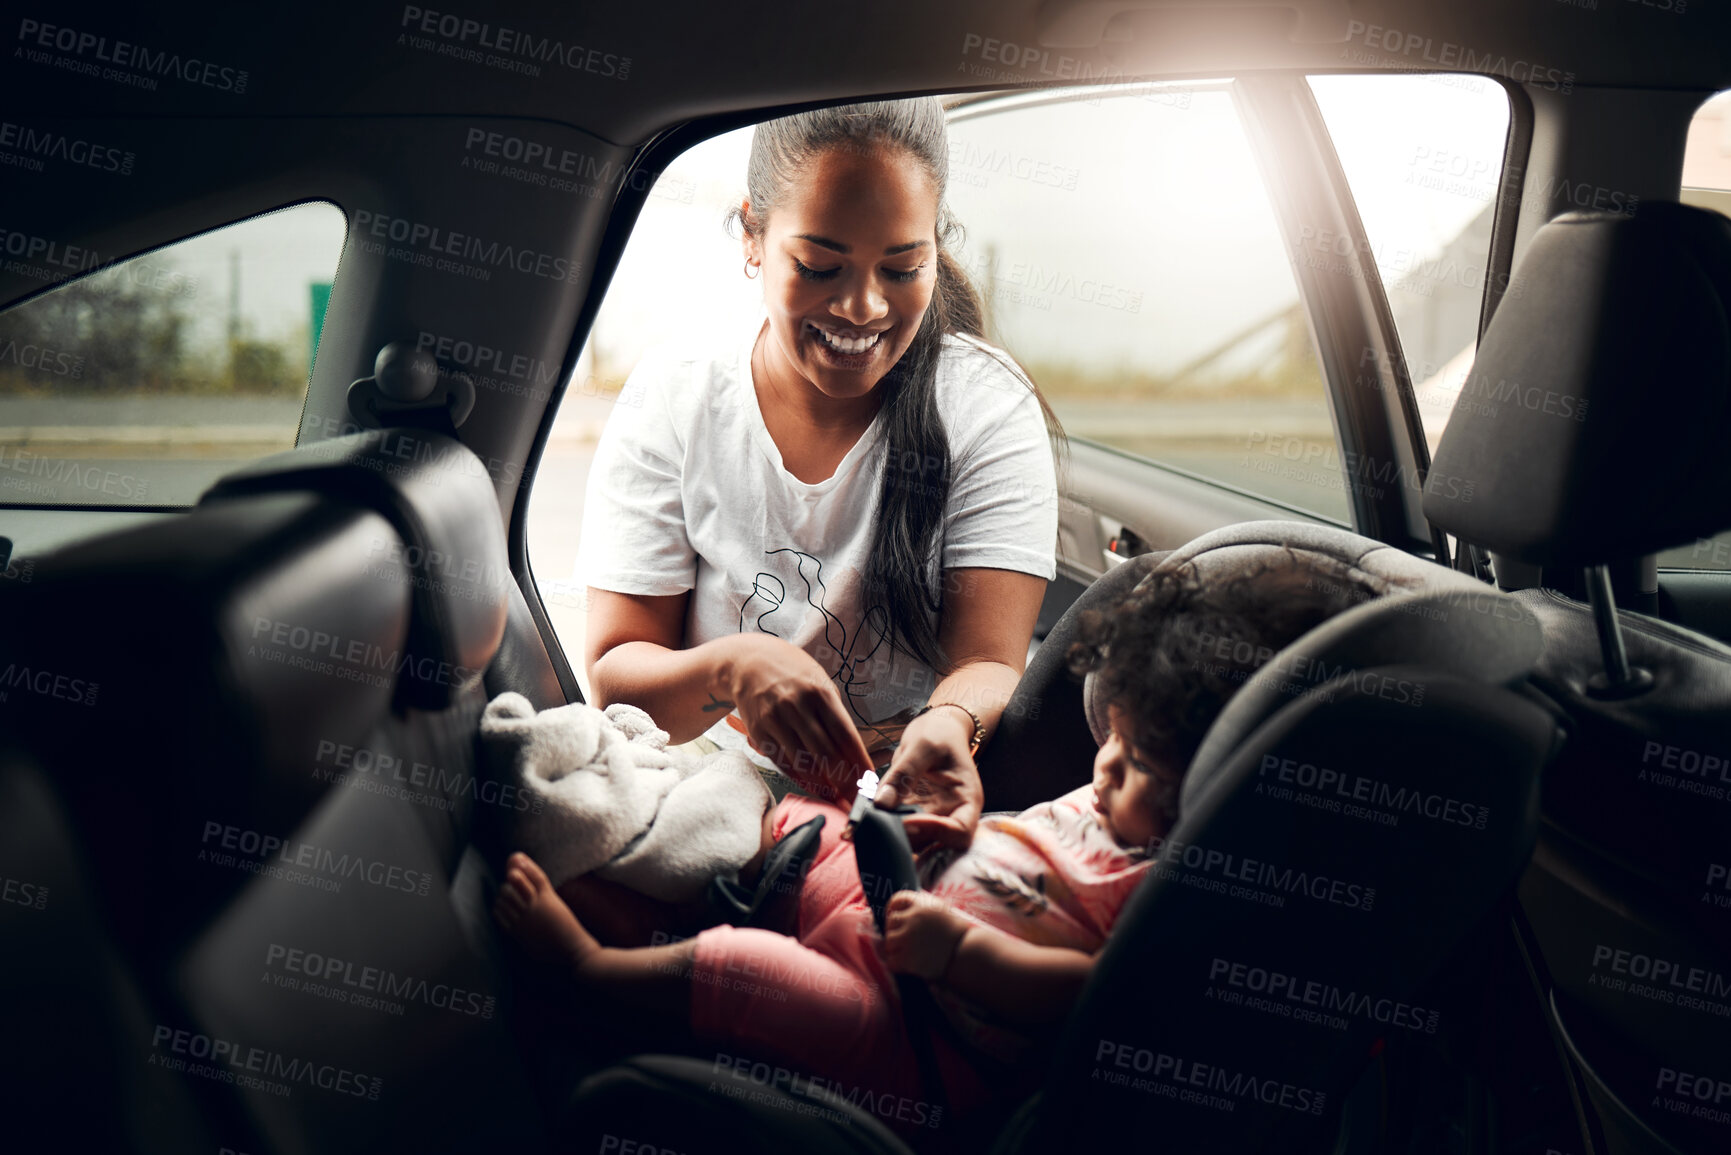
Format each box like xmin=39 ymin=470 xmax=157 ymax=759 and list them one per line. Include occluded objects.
xmin=0 ymin=256 xmax=306 ymax=396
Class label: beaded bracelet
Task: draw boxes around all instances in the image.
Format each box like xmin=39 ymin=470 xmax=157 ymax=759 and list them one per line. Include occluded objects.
xmin=911 ymin=701 xmax=985 ymax=753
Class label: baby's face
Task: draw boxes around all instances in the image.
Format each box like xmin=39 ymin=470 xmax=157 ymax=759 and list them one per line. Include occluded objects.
xmin=1092 ymin=705 xmax=1175 ymax=850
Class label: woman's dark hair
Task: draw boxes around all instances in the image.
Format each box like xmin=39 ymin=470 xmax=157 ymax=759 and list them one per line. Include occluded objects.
xmin=1067 ymin=550 xmax=1384 ymax=825
xmin=727 ymin=98 xmax=1065 ymax=670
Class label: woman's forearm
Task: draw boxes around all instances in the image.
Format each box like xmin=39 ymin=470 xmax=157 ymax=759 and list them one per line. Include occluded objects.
xmin=588 ymin=636 xmax=745 ymax=745
xmin=926 ymin=659 xmax=1022 ymax=748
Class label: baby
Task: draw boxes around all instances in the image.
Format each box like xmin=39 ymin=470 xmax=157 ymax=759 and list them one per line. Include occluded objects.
xmin=493 ymin=551 xmax=1379 ymax=1132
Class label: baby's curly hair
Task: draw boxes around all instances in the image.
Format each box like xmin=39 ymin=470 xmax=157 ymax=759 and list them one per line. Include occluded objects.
xmin=1067 ymin=549 xmax=1383 ymax=820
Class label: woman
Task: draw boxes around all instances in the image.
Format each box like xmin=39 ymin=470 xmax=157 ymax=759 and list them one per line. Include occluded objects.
xmin=578 ymin=98 xmax=1062 ymax=852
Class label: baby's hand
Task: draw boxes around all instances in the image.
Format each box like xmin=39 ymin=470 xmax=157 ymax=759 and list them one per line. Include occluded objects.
xmin=883 ymin=892 xmax=969 ymax=982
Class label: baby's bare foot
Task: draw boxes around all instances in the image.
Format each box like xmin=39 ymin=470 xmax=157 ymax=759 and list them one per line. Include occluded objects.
xmin=493 ymin=852 xmax=602 ymax=976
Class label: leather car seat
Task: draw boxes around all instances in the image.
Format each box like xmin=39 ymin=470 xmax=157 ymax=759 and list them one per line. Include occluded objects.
xmin=1422 ymin=202 xmax=1731 ymax=1155
xmin=558 ymin=521 xmax=1562 ymax=1155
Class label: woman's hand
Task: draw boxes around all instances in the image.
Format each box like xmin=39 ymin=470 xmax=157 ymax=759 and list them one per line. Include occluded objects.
xmin=883 ymin=892 xmax=970 ymax=981
xmin=717 ymin=634 xmax=873 ymax=803
xmin=873 ymin=706 xmax=983 ymax=851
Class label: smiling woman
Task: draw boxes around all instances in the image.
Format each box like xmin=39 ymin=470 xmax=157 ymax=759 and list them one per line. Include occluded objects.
xmin=576 ymin=99 xmax=1065 ymax=845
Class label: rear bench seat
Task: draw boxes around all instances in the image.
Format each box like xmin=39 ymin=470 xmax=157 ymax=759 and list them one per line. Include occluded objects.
xmin=1 ymin=428 xmax=557 ymax=1154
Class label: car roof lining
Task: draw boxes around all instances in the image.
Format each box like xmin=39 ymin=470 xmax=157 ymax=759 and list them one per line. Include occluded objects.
xmin=5 ymin=0 xmax=1728 ymax=534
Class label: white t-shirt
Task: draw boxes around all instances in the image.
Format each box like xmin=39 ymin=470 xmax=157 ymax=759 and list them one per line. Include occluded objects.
xmin=577 ymin=323 xmax=1058 ymax=761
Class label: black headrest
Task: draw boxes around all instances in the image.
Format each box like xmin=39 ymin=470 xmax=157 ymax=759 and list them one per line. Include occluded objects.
xmin=1423 ymin=203 xmax=1731 ymax=565
xmin=202 ymin=428 xmax=510 ymax=709
xmin=2 ymin=493 xmax=412 ymax=955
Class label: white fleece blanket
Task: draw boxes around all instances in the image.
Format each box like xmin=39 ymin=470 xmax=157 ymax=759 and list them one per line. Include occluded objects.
xmin=479 ymin=692 xmax=771 ymax=902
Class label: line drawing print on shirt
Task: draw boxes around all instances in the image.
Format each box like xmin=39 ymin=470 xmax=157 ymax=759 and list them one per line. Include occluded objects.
xmin=738 ymin=547 xmax=894 ymax=725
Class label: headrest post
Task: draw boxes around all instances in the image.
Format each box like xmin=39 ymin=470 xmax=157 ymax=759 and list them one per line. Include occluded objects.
xmin=1583 ymin=564 xmax=1654 ymax=699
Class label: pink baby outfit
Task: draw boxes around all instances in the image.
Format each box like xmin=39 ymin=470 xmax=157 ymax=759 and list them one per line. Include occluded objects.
xmin=687 ymin=786 xmax=1153 ymax=1138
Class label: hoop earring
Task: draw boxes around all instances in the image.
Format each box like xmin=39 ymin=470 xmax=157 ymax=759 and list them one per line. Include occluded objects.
xmin=744 ymin=260 xmax=759 ymax=279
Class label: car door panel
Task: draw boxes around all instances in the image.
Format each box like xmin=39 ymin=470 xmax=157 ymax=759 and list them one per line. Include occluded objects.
xmin=1056 ymin=440 xmax=1331 ymax=586
xmin=1658 ymin=571 xmax=1731 ymax=644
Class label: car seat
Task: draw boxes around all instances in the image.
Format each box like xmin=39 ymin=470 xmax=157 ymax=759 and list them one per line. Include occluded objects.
xmin=557 ymin=521 xmax=1562 ymax=1155
xmin=0 ymin=428 xmax=551 ymax=1154
xmin=1421 ymin=202 xmax=1731 ymax=1155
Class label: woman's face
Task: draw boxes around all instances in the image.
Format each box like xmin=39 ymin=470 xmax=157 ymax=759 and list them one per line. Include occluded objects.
xmin=744 ymin=143 xmax=940 ymax=402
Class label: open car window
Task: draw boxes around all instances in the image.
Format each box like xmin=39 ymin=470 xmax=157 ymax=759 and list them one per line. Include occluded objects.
xmin=942 ymin=83 xmax=1344 ymax=523
xmin=0 ymin=202 xmax=346 ymax=508
xmin=1307 ymin=72 xmax=1511 ymax=456
xmin=1664 ymin=88 xmax=1731 ymax=570
xmin=526 ymin=85 xmax=1355 ymax=685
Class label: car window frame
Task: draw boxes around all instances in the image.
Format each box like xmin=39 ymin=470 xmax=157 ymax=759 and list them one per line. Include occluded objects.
xmin=511 ymin=74 xmax=1529 ymax=697
xmin=0 ymin=197 xmax=349 ymax=515
xmin=936 ymin=72 xmax=1524 ymax=556
xmin=1658 ymin=89 xmax=1731 ymax=576
xmin=941 ymin=80 xmax=1360 ymax=530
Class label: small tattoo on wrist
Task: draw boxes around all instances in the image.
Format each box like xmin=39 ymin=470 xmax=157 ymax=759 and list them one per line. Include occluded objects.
xmin=702 ymin=693 xmax=735 ymax=714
